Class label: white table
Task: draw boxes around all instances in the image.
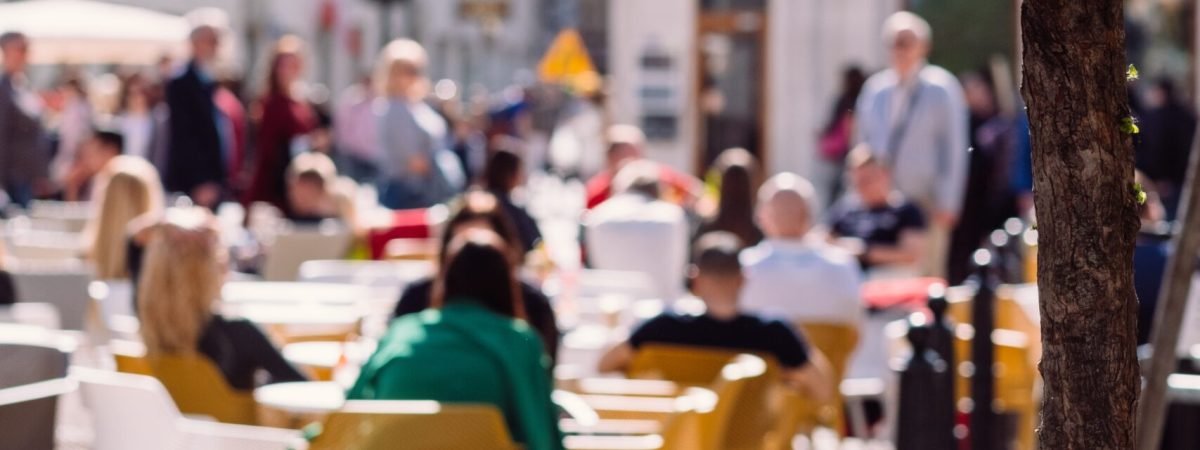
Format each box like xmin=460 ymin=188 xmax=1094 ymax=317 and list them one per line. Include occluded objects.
xmin=254 ymin=381 xmax=347 ymax=415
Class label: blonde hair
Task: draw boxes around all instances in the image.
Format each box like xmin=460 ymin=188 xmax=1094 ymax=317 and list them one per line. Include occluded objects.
xmin=87 ymin=156 xmax=164 ymax=279
xmin=137 ymin=209 xmax=223 ymax=355
xmin=373 ymin=39 xmax=430 ymax=99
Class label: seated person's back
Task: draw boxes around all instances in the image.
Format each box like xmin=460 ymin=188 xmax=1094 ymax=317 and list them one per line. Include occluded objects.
xmin=600 ymin=232 xmax=832 ymax=399
xmin=137 ymin=209 xmax=306 ymax=390
xmin=392 ymin=190 xmax=560 ymax=361
xmin=352 ymin=230 xmax=563 ymax=450
xmin=740 ymin=173 xmax=864 ymax=325
xmin=585 ymin=160 xmax=689 ymax=301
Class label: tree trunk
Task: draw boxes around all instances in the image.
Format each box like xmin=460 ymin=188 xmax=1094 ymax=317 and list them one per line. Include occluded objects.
xmin=1020 ymin=1 xmax=1141 ymax=449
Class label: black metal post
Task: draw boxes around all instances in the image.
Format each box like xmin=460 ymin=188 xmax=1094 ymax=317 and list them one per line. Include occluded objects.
xmin=896 ymin=314 xmax=956 ymax=450
xmin=970 ymin=248 xmax=998 ymax=450
xmin=926 ymin=286 xmax=958 ymax=445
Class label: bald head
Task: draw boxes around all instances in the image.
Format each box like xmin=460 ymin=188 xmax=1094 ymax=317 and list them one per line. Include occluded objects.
xmin=756 ymin=173 xmax=818 ymax=239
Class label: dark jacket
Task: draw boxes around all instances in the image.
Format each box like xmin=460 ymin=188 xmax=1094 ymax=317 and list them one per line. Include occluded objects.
xmin=0 ymin=271 xmax=15 ymax=305
xmin=165 ymin=62 xmax=225 ymax=195
xmin=198 ymin=315 xmax=307 ymax=390
xmin=0 ymin=73 xmax=49 ymax=187
xmin=394 ymin=278 xmax=560 ymax=363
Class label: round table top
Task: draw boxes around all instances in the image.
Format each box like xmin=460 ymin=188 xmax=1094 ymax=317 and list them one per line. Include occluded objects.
xmin=282 ymin=341 xmax=374 ymax=369
xmin=254 ymin=381 xmax=346 ymax=414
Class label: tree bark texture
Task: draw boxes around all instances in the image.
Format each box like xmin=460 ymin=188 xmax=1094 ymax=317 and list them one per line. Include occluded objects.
xmin=1020 ymin=1 xmax=1141 ymax=449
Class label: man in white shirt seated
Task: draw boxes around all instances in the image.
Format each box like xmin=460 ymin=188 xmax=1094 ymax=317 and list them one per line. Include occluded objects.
xmin=584 ymin=160 xmax=690 ymax=301
xmin=740 ymin=173 xmax=865 ymax=326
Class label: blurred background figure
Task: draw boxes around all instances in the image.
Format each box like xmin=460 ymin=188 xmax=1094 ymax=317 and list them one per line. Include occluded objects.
xmin=165 ymin=21 xmax=230 ymax=209
xmin=585 ymin=124 xmax=700 ymax=210
xmin=50 ymin=74 xmax=94 ymax=200
xmin=247 ymin=35 xmax=317 ymax=215
xmin=855 ymin=11 xmax=967 ymax=278
xmin=696 ymin=148 xmax=763 ymax=248
xmin=817 ymin=66 xmax=867 ymax=203
xmin=827 ymin=145 xmax=927 ymax=278
xmin=0 ymin=237 xmax=12 ymax=305
xmin=84 ymin=155 xmax=164 ymax=281
xmin=485 ymin=145 xmax=542 ymax=255
xmin=1134 ymin=171 xmax=1170 ymax=346
xmin=947 ymin=68 xmax=1016 ymax=285
xmin=332 ymin=73 xmax=380 ymax=183
xmin=0 ymin=31 xmax=50 ymax=207
xmin=1137 ymin=77 xmax=1197 ymax=220
xmin=374 ymin=39 xmax=460 ymax=210
xmin=114 ymin=72 xmax=167 ymax=167
xmin=742 ymin=173 xmax=864 ymax=327
xmin=585 ymin=159 xmax=690 ymax=301
xmin=284 ymin=152 xmax=357 ymax=230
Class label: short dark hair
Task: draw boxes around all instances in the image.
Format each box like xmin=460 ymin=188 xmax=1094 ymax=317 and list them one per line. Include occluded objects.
xmin=0 ymin=32 xmax=26 ymax=48
xmin=92 ymin=129 xmax=125 ymax=154
xmin=484 ymin=148 xmax=522 ymax=193
xmin=692 ymin=232 xmax=744 ymax=277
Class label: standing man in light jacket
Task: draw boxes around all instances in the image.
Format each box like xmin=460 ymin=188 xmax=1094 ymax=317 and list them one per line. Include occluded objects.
xmin=0 ymin=31 xmax=50 ymax=208
xmin=855 ymin=11 xmax=968 ymax=278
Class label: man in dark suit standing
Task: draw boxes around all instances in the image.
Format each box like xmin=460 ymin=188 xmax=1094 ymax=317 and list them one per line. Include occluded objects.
xmin=0 ymin=32 xmax=49 ymax=208
xmin=165 ymin=24 xmax=227 ymax=209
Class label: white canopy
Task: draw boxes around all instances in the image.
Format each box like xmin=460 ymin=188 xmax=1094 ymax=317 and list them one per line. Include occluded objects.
xmin=0 ymin=0 xmax=188 ymax=65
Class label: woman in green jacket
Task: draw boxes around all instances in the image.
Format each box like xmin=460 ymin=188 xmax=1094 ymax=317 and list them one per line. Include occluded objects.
xmin=349 ymin=229 xmax=563 ymax=450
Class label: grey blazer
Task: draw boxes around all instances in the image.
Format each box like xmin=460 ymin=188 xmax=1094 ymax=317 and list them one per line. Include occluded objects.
xmin=0 ymin=74 xmax=49 ymax=187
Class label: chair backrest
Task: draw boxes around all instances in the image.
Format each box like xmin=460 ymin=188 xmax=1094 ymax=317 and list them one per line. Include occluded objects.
xmin=628 ymin=344 xmax=743 ymax=385
xmin=0 ymin=302 xmax=61 ymax=330
xmin=9 ymin=268 xmax=92 ymax=330
xmin=308 ymin=400 xmax=519 ymax=450
xmin=261 ymin=228 xmax=353 ymax=281
xmin=0 ymin=338 xmax=71 ymax=450
xmin=75 ymin=368 xmax=186 ymax=450
xmin=782 ymin=322 xmax=861 ymax=436
xmin=657 ymin=354 xmax=772 ymax=450
xmin=113 ymin=348 xmax=259 ymax=425
xmin=628 ymin=345 xmax=777 ymax=450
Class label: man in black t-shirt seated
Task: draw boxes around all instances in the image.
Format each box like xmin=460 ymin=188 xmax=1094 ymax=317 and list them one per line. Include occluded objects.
xmin=827 ymin=145 xmax=927 ymax=274
xmin=598 ymin=232 xmax=832 ymax=399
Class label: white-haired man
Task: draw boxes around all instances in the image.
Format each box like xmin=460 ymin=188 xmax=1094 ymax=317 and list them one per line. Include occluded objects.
xmin=855 ymin=11 xmax=967 ymax=277
xmin=740 ymin=173 xmax=864 ymax=326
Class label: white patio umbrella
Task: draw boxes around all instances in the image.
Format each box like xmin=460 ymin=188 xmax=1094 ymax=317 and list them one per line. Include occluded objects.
xmin=0 ymin=0 xmax=188 ymax=65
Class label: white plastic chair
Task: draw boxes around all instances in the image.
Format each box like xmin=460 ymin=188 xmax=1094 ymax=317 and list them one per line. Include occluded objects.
xmin=0 ymin=332 xmax=72 ymax=450
xmin=75 ymin=368 xmax=301 ymax=450
xmin=260 ymin=227 xmax=353 ymax=282
xmin=10 ymin=267 xmax=92 ymax=330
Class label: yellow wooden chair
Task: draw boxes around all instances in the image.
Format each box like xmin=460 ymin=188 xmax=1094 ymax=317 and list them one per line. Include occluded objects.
xmin=952 ymin=325 xmax=1037 ymax=450
xmin=781 ymin=322 xmax=860 ymax=440
xmin=308 ymin=400 xmax=519 ymax=450
xmin=625 ymin=345 xmax=777 ymax=449
xmin=111 ymin=345 xmax=259 ymax=426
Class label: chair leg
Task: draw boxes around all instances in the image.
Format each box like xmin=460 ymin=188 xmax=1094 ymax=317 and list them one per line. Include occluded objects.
xmin=847 ymin=398 xmax=871 ymax=440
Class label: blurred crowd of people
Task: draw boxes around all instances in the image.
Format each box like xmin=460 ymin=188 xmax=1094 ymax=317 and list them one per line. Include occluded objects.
xmin=1 ymin=6 xmax=1196 ymax=448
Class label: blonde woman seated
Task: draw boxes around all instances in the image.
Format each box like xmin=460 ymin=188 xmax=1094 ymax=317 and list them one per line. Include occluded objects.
xmin=84 ymin=155 xmax=164 ymax=280
xmin=137 ymin=210 xmax=306 ymax=390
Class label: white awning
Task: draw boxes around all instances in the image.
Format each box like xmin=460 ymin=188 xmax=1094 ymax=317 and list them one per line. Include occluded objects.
xmin=0 ymin=0 xmax=188 ymax=65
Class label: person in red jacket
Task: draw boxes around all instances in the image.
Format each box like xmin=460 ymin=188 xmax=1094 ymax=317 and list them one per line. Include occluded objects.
xmin=247 ymin=35 xmax=316 ymax=214
xmin=584 ymin=124 xmax=701 ymax=209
